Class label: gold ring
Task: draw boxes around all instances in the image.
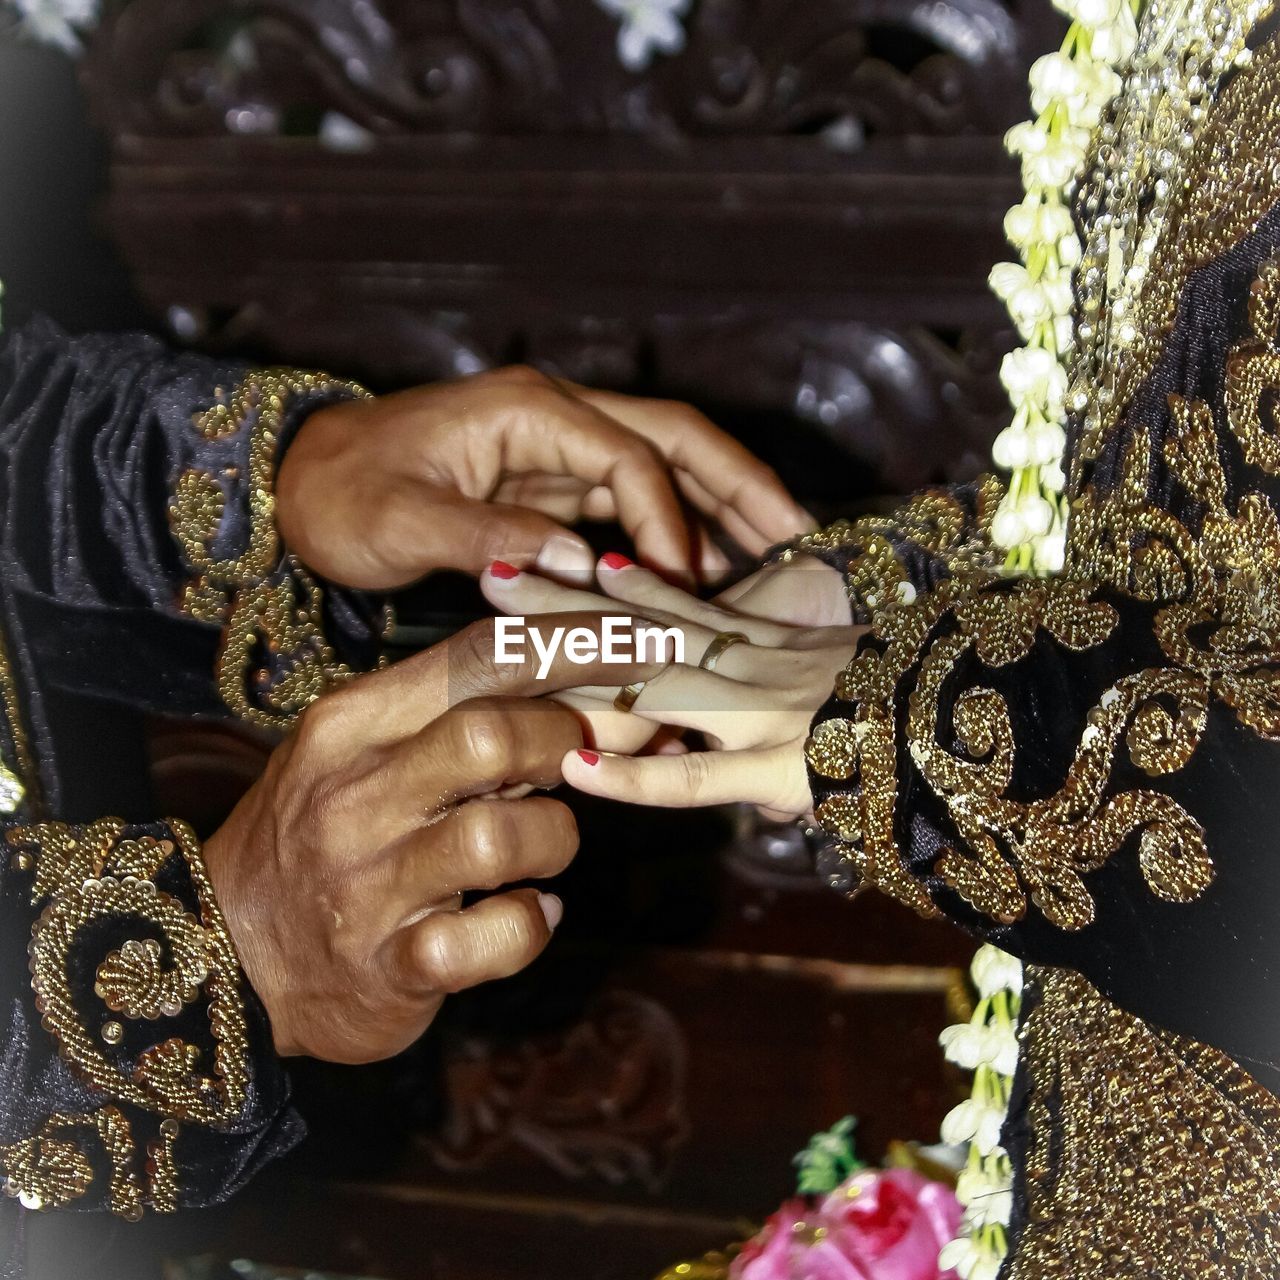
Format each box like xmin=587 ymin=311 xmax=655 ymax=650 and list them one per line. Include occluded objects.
xmin=698 ymin=631 xmax=749 ymax=672
xmin=613 ymin=681 xmax=646 ymax=713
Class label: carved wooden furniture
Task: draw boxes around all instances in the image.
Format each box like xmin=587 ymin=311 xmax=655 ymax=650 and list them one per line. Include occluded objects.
xmin=51 ymin=2 xmax=1060 ymax=1276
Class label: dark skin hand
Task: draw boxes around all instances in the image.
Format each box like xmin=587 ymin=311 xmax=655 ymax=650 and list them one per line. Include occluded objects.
xmin=276 ymin=365 xmax=813 ymax=590
xmin=202 ymin=615 xmax=668 ymax=1065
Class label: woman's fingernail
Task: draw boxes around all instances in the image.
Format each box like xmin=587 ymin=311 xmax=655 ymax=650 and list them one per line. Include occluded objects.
xmin=537 ymin=892 xmax=564 ymax=931
xmin=600 ymin=552 xmax=634 ymax=571
xmin=576 ymin=749 xmax=600 ymax=766
xmin=490 ymin=560 xmax=520 ymax=580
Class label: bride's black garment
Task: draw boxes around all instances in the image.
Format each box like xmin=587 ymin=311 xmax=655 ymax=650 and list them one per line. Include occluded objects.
xmin=0 ymin=319 xmax=380 ymax=1234
xmin=794 ymin=18 xmax=1280 ymax=1278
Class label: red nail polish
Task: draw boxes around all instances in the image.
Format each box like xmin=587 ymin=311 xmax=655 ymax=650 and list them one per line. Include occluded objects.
xmin=601 ymin=552 xmax=634 ymax=570
xmin=577 ymin=749 xmax=600 ymax=766
xmin=490 ymin=560 xmax=520 ymax=580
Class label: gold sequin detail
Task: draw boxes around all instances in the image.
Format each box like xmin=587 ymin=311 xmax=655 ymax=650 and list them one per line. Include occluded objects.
xmin=0 ymin=621 xmax=34 ymax=815
xmin=809 ymin=240 xmax=1280 ymax=929
xmin=1 ymin=819 xmax=253 ymax=1217
xmin=779 ymin=477 xmax=1004 ymax=616
xmin=1008 ymin=967 xmax=1280 ymax=1278
xmin=652 ymin=1246 xmax=739 ymax=1280
xmin=1071 ymin=18 xmax=1280 ymax=488
xmin=0 ymin=1106 xmax=162 ymax=1218
xmin=168 ymin=370 xmax=371 ymax=729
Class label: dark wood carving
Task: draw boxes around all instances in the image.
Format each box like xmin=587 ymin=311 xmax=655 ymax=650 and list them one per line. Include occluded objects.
xmin=83 ymin=0 xmax=1042 ymax=140
xmin=430 ymin=991 xmax=689 ymax=1189
xmin=80 ymin=0 xmax=1060 ymax=496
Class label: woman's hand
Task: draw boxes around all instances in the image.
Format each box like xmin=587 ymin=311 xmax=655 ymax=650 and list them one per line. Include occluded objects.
xmin=278 ymin=366 xmax=812 ymax=590
xmin=480 ymin=557 xmax=861 ymax=820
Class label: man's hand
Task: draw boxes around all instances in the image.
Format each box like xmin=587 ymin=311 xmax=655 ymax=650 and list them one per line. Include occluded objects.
xmin=202 ymin=615 xmax=663 ymax=1064
xmin=276 ymin=366 xmax=812 ymax=590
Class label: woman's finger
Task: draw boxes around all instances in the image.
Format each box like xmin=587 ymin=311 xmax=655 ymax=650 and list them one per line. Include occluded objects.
xmin=551 ymin=690 xmax=661 ymax=756
xmin=563 ymin=743 xmax=805 ymax=812
xmin=595 ymin=557 xmax=788 ymax=648
xmin=393 ymin=889 xmax=559 ymax=995
xmin=480 ymin=562 xmax=621 ymax=616
xmin=621 ymin=664 xmax=776 ymax=740
xmin=481 ymin=563 xmax=722 ymax=665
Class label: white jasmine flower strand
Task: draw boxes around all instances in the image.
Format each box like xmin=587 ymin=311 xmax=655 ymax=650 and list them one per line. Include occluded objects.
xmin=989 ymin=0 xmax=1140 ymax=571
xmin=937 ymin=946 xmax=1024 ymax=1280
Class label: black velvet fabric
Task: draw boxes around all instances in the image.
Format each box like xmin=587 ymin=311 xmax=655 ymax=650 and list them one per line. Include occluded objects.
xmin=0 ymin=319 xmax=377 ymax=1259
xmin=0 ymin=821 xmax=304 ymax=1210
xmin=809 ymin=188 xmax=1280 ymax=1097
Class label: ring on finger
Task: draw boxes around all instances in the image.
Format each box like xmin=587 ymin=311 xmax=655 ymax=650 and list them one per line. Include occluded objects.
xmin=698 ymin=631 xmax=750 ymax=673
xmin=614 ymin=681 xmax=647 ymax=713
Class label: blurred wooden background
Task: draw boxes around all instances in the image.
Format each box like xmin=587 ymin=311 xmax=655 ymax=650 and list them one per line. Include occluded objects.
xmin=2 ymin=2 xmax=1059 ymax=1276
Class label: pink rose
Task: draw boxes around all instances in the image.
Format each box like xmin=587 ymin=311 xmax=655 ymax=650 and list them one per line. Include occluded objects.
xmin=731 ymin=1170 xmax=962 ymax=1280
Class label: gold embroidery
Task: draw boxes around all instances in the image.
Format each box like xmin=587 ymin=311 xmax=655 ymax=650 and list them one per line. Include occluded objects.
xmin=1008 ymin=967 xmax=1280 ymax=1278
xmin=0 ymin=622 xmax=34 ymax=815
xmin=167 ymin=370 xmax=371 ymax=729
xmin=652 ymin=1249 xmax=738 ymax=1280
xmin=1071 ymin=11 xmax=1280 ymax=483
xmin=780 ymin=477 xmax=1003 ymax=615
xmin=814 ymin=573 xmax=1214 ymax=929
xmin=0 ymin=1107 xmax=170 ymax=1219
xmin=2 ymin=819 xmax=252 ymax=1217
xmin=811 ymin=244 xmax=1280 ymax=929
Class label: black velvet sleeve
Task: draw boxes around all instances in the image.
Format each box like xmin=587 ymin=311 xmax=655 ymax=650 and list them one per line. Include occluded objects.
xmin=0 ymin=813 xmax=302 ymax=1219
xmin=0 ymin=318 xmax=382 ymax=727
xmin=0 ymin=321 xmax=391 ymax=1236
xmin=774 ymin=474 xmax=1006 ymax=623
xmin=805 ymin=166 xmax=1280 ymax=1096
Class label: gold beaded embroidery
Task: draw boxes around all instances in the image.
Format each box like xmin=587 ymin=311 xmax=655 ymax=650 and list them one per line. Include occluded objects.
xmin=0 ymin=819 xmax=253 ymax=1217
xmin=810 ymin=84 xmax=1280 ymax=928
xmin=168 ymin=370 xmax=371 ymax=729
xmin=1071 ymin=20 xmax=1280 ymax=486
xmin=779 ymin=477 xmax=1004 ymax=616
xmin=0 ymin=622 xmax=34 ymax=815
xmin=652 ymin=1248 xmax=739 ymax=1280
xmin=1008 ymin=966 xmax=1280 ymax=1278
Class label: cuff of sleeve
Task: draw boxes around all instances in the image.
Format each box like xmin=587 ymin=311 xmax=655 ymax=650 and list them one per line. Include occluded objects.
xmin=771 ymin=478 xmax=1005 ymax=625
xmin=168 ymin=370 xmax=384 ymax=729
xmin=1 ymin=818 xmax=301 ymax=1217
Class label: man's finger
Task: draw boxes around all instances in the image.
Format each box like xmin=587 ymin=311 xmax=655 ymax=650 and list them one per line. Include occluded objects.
xmin=388 ymin=796 xmax=579 ymax=910
xmin=555 ymin=382 xmax=814 ymax=547
xmin=494 ymin=383 xmax=695 ymax=578
xmin=328 ymin=612 xmax=671 ymax=744
xmin=379 ymin=696 xmax=583 ymax=814
xmin=410 ymin=493 xmax=596 ymax=580
xmin=393 ymin=888 xmax=558 ymax=995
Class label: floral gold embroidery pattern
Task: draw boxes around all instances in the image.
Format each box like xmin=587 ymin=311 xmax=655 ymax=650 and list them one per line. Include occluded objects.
xmin=810 ymin=230 xmax=1280 ymax=930
xmin=810 ymin=573 xmax=1214 ymax=930
xmin=1072 ymin=19 xmax=1280 ymax=484
xmin=778 ymin=477 xmax=1004 ymax=617
xmin=168 ymin=370 xmax=370 ymax=730
xmin=0 ymin=819 xmax=251 ymax=1217
xmin=1009 ymin=966 xmax=1280 ymax=1278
